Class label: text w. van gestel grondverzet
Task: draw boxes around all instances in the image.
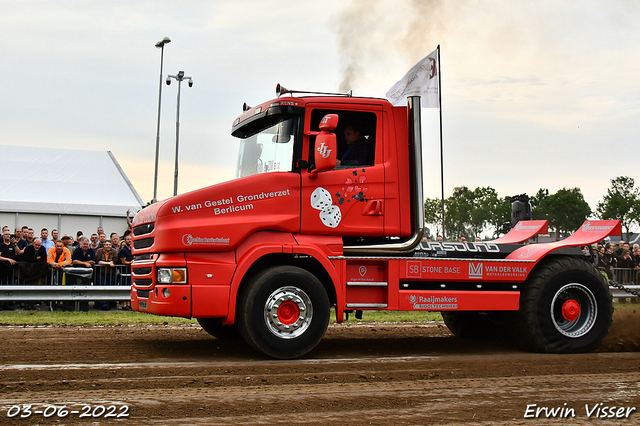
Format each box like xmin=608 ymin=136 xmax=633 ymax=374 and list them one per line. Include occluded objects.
xmin=170 ymin=189 xmax=291 ymax=215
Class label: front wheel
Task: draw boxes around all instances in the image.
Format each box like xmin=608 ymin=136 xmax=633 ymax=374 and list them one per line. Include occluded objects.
xmin=237 ymin=265 xmax=330 ymax=359
xmin=514 ymin=256 xmax=612 ymax=353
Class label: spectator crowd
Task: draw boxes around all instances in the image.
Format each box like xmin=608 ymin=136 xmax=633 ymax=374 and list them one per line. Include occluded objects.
xmin=590 ymin=240 xmax=640 ymax=282
xmin=0 ymin=211 xmax=134 ymax=311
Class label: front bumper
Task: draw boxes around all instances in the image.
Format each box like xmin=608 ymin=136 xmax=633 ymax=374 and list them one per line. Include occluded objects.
xmin=131 ymin=253 xmax=191 ymax=318
xmin=131 ymin=284 xmax=191 ymax=318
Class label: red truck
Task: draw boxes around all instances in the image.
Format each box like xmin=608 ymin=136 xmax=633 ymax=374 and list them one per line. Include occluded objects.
xmin=131 ymin=85 xmax=620 ymax=359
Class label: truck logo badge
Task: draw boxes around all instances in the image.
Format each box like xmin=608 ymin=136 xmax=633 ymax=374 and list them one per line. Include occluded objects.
xmin=515 ymin=222 xmax=541 ymax=231
xmin=407 ymin=294 xmax=458 ymax=310
xmin=469 ymin=262 xmax=483 ymax=278
xmin=133 ymin=211 xmax=157 ymax=225
xmin=317 ymin=142 xmax=332 ymax=159
xmin=581 ymin=221 xmax=613 ymax=232
xmin=311 ymin=187 xmax=342 ymax=228
xmin=359 ymin=266 xmax=367 ymax=277
xmin=182 ymin=234 xmax=230 ymax=246
xmin=420 ymin=241 xmax=499 ymax=253
xmin=518 ymin=245 xmax=544 ymax=259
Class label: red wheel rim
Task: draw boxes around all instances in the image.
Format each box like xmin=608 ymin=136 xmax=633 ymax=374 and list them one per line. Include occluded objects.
xmin=562 ymin=299 xmax=580 ymax=321
xmin=277 ymin=300 xmax=300 ymax=325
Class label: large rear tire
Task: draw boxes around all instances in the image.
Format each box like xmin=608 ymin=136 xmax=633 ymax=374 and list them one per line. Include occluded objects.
xmin=196 ymin=318 xmax=242 ymax=341
xmin=514 ymin=256 xmax=612 ymax=353
xmin=237 ymin=265 xmax=330 ymax=359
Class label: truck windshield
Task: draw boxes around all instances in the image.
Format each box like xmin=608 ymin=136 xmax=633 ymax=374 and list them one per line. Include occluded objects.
xmin=235 ymin=117 xmax=296 ymax=178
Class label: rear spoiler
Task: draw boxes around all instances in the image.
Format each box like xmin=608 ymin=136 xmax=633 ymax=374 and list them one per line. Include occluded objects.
xmin=489 ymin=220 xmax=548 ymax=244
xmin=506 ymin=220 xmax=621 ymax=261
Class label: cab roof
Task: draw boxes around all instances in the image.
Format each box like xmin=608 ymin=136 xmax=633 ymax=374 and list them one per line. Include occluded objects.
xmin=231 ymin=95 xmax=394 ymax=137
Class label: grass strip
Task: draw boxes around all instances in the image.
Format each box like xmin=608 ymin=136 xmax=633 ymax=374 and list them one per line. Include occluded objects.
xmin=0 ymin=309 xmax=443 ymax=326
xmin=0 ymin=310 xmax=197 ymax=326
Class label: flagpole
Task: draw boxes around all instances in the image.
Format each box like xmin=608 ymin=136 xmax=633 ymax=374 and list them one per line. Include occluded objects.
xmin=437 ymin=45 xmax=445 ymax=239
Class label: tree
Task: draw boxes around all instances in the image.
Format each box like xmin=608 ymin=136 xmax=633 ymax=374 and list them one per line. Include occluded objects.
xmin=435 ymin=186 xmax=504 ymax=241
xmin=530 ymin=188 xmax=550 ymax=220
xmin=444 ymin=186 xmax=474 ymax=240
xmin=596 ymin=176 xmax=640 ymax=240
xmin=424 ymin=197 xmax=444 ymax=237
xmin=529 ymin=188 xmax=590 ymax=239
xmin=545 ymin=188 xmax=591 ymax=239
xmin=469 ymin=187 xmax=500 ymax=238
xmin=488 ymin=196 xmax=512 ymax=238
xmin=428 ymin=186 xmax=557 ymax=241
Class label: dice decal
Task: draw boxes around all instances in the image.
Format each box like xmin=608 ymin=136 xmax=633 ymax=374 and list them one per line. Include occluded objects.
xmin=310 ymin=187 xmax=333 ymax=211
xmin=310 ymin=187 xmax=342 ymax=228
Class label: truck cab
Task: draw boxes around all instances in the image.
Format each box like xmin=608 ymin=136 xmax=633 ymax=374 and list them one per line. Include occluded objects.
xmin=232 ymin=94 xmax=413 ymax=239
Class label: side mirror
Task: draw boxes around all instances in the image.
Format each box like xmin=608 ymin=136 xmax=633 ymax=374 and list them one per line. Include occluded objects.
xmin=309 ymin=114 xmax=338 ymax=179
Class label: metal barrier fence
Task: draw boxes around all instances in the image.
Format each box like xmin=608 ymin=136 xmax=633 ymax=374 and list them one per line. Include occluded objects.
xmin=608 ymin=267 xmax=640 ymax=302
xmin=0 ymin=264 xmax=131 ymax=304
xmin=1 ymin=263 xmax=638 ymax=305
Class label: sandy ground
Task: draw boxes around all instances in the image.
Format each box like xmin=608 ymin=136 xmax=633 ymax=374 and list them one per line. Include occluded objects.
xmin=0 ymin=305 xmax=638 ymax=425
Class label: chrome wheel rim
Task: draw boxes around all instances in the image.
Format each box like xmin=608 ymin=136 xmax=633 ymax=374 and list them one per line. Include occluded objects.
xmin=264 ymin=286 xmax=313 ymax=339
xmin=550 ymin=283 xmax=597 ymax=338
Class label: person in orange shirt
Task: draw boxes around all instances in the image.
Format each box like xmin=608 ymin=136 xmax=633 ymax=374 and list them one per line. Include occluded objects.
xmin=47 ymin=240 xmax=71 ymax=284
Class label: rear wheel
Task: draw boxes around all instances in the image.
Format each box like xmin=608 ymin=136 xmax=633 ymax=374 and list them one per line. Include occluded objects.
xmin=237 ymin=265 xmax=330 ymax=359
xmin=514 ymin=256 xmax=612 ymax=353
xmin=196 ymin=318 xmax=241 ymax=341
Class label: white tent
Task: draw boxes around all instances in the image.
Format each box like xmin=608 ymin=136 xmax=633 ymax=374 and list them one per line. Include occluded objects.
xmin=0 ymin=145 xmax=144 ymax=236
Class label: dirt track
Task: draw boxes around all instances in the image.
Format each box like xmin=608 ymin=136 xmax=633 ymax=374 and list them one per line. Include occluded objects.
xmin=0 ymin=307 xmax=639 ymax=425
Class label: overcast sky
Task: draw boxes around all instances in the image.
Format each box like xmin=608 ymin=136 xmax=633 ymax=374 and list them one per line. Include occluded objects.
xmin=1 ymin=0 xmax=638 ymax=217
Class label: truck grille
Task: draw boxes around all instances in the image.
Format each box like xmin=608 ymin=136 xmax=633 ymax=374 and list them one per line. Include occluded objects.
xmin=133 ymin=223 xmax=154 ymax=236
xmin=134 ymin=238 xmax=154 ymax=250
xmin=134 ymin=278 xmax=152 ymax=286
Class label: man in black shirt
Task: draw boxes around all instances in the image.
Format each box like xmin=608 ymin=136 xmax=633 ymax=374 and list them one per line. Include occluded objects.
xmin=1 ymin=229 xmax=19 ymax=310
xmin=72 ymin=237 xmax=96 ymax=267
xmin=19 ymin=238 xmax=48 ymax=286
xmin=23 ymin=238 xmax=47 ymax=263
xmin=70 ymin=237 xmax=95 ymax=311
xmin=14 ymin=228 xmax=27 ymax=261
xmin=0 ymin=229 xmax=18 ymax=285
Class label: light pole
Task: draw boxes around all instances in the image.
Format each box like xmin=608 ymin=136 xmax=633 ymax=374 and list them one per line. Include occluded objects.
xmin=166 ymin=71 xmax=193 ymax=196
xmin=152 ymin=36 xmax=171 ymax=204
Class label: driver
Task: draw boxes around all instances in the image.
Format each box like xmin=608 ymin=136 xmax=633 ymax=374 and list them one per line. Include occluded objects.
xmin=337 ymin=124 xmax=374 ymax=166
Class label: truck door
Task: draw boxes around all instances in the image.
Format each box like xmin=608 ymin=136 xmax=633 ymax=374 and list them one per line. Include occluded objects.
xmin=301 ymin=104 xmax=385 ymax=237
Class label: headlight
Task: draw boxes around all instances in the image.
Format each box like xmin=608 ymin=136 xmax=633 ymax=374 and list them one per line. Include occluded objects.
xmin=157 ymin=268 xmax=187 ymax=284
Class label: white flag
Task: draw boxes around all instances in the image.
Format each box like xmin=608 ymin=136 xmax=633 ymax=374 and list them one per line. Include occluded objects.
xmin=386 ymin=48 xmax=439 ymax=107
